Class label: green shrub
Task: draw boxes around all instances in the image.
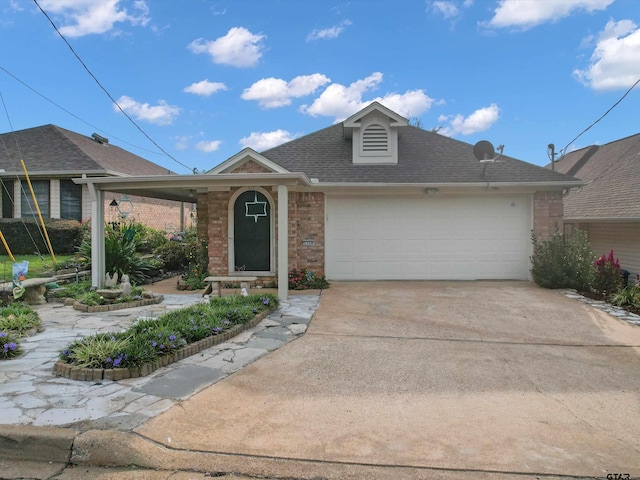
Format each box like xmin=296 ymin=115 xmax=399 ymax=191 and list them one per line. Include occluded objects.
xmin=288 ymin=268 xmax=330 ymax=290
xmin=0 ymin=303 xmax=41 ymax=333
xmin=593 ymin=250 xmax=624 ymax=296
xmin=609 ymin=286 xmax=640 ymax=307
xmin=129 ymin=223 xmax=168 ymax=254
xmin=78 ymin=222 xmax=155 ymax=284
xmin=530 ymin=230 xmax=595 ymax=290
xmin=0 ymin=218 xmax=84 ymax=255
xmin=153 ymin=241 xmax=188 ymax=270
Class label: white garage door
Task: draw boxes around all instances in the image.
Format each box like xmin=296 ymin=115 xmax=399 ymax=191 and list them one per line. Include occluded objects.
xmin=326 ymin=195 xmax=531 ymax=280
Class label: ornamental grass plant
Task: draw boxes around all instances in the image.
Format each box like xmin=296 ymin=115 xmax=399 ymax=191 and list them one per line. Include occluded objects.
xmin=0 ymin=303 xmax=41 ymax=360
xmin=58 ymin=293 xmax=278 ymax=370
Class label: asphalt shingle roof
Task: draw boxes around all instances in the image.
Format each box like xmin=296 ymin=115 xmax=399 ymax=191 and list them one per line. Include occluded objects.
xmin=553 ymin=132 xmax=640 ymax=219
xmin=261 ymin=123 xmax=578 ymax=185
xmin=0 ymin=124 xmax=175 ymax=177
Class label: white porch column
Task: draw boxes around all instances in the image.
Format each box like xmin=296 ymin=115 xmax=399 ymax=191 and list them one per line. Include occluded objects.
xmin=277 ymin=184 xmax=288 ymax=301
xmin=88 ymin=183 xmax=105 ymax=289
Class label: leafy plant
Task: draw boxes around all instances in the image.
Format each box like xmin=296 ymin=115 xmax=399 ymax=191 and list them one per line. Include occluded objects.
xmin=530 ymin=230 xmax=595 ymax=290
xmin=0 ymin=331 xmax=21 ymax=359
xmin=60 ymin=333 xmax=132 ymax=368
xmin=59 ymin=293 xmax=279 ymax=369
xmin=288 ymin=268 xmax=330 ymax=290
xmin=78 ymin=291 xmax=106 ymax=306
xmin=49 ymin=280 xmax=92 ymax=299
xmin=153 ymin=241 xmax=188 ymax=271
xmin=609 ymin=286 xmax=640 ymax=307
xmin=593 ymin=250 xmax=623 ymax=296
xmin=0 ymin=303 xmax=41 ymax=333
xmin=78 ymin=222 xmax=156 ymax=284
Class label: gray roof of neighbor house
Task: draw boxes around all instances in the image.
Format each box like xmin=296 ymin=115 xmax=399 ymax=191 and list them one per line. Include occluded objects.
xmin=553 ymin=132 xmax=640 ymax=220
xmin=260 ymin=123 xmax=581 ymax=185
xmin=0 ymin=124 xmax=175 ymax=177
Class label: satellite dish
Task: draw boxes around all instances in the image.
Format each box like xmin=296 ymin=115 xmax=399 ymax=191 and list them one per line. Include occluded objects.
xmin=473 ymin=140 xmax=495 ymax=161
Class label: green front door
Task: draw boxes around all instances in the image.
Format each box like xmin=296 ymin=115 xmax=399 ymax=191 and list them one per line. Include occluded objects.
xmin=234 ymin=190 xmax=271 ymax=271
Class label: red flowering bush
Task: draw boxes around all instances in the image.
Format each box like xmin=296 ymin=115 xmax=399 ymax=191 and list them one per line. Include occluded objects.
xmin=288 ymin=268 xmax=329 ymax=290
xmin=593 ymin=250 xmax=623 ymax=296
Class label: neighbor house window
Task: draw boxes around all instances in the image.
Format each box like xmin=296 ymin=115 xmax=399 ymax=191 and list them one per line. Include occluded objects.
xmin=1 ymin=179 xmax=14 ymax=218
xmin=60 ymin=179 xmax=82 ymax=221
xmin=21 ymin=180 xmax=49 ymax=218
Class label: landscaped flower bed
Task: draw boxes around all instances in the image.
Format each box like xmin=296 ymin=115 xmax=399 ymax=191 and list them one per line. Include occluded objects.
xmin=53 ymin=293 xmax=278 ymax=381
xmin=0 ymin=303 xmax=42 ymax=360
xmin=72 ymin=293 xmax=163 ymax=312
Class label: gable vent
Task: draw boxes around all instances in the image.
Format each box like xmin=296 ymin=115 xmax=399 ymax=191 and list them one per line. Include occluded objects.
xmin=362 ymin=124 xmax=388 ymax=151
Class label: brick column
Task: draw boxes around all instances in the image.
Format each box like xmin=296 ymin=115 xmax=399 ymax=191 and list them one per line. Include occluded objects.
xmin=533 ymin=191 xmax=563 ymax=242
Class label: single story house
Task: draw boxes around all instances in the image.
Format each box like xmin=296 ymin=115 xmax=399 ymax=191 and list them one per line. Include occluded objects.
xmin=0 ymin=124 xmax=193 ymax=232
xmin=553 ymin=132 xmax=640 ymax=281
xmin=76 ymin=102 xmax=585 ymax=299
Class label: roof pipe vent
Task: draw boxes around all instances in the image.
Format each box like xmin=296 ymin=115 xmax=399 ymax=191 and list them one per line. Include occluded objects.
xmin=91 ymin=133 xmax=109 ymax=145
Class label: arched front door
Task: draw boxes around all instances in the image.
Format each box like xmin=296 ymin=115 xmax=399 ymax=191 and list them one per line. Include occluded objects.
xmin=233 ymin=190 xmax=271 ymax=271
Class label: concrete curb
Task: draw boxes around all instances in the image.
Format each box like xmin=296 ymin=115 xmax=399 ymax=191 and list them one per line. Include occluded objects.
xmin=67 ymin=430 xmax=560 ymax=480
xmin=0 ymin=424 xmax=77 ymax=463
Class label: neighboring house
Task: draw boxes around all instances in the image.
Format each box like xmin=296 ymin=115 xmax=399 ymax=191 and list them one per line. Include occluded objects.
xmin=76 ymin=102 xmax=584 ymax=297
xmin=553 ymin=132 xmax=640 ymax=281
xmin=0 ymin=124 xmax=193 ymax=232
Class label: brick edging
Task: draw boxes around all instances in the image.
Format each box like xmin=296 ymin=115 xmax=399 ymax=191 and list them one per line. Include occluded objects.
xmin=52 ymin=309 xmax=272 ymax=381
xmin=72 ymin=295 xmax=164 ymax=313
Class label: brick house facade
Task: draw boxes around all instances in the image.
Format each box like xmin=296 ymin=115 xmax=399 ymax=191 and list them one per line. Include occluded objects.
xmin=78 ymin=102 xmax=584 ymax=296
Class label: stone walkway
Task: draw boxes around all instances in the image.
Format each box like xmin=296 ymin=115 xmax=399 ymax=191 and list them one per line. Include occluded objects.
xmin=561 ymin=290 xmax=640 ymax=326
xmin=0 ymin=293 xmax=320 ymax=431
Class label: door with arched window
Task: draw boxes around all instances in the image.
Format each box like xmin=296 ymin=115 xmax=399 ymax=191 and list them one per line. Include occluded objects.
xmin=233 ymin=190 xmax=271 ymax=271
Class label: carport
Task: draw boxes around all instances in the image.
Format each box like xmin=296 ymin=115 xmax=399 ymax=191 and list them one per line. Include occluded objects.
xmin=74 ymin=172 xmax=312 ymax=301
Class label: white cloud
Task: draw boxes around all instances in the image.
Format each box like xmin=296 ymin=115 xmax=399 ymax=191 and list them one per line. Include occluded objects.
xmin=430 ymin=1 xmax=460 ymax=19
xmin=307 ymin=20 xmax=352 ymax=41
xmin=115 ymin=95 xmax=179 ymax=125
xmin=437 ymin=104 xmax=500 ymax=136
xmin=173 ymin=135 xmax=190 ymax=150
xmin=487 ymin=0 xmax=613 ymax=30
xmin=183 ymin=79 xmax=228 ymax=96
xmin=241 ymin=74 xmax=331 ymax=108
xmin=195 ymin=140 xmax=222 ymax=152
xmin=301 ymin=72 xmax=435 ymax=122
xmin=239 ymin=130 xmax=298 ymax=151
xmin=188 ymin=27 xmax=265 ymax=68
xmin=573 ymin=19 xmax=640 ymax=90
xmin=38 ymin=0 xmax=150 ymax=37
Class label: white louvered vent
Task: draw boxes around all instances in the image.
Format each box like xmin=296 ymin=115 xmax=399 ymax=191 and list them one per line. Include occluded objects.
xmin=362 ymin=124 xmax=388 ymax=152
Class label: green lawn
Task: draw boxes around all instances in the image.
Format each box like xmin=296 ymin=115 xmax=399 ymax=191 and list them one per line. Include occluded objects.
xmin=0 ymin=254 xmax=78 ymax=279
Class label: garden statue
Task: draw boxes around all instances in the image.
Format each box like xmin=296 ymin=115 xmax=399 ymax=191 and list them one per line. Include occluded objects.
xmin=120 ymin=274 xmax=132 ymax=295
xmin=105 ymin=272 xmax=119 ymax=288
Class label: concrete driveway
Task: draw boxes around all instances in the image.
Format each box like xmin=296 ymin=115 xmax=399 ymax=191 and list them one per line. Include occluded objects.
xmin=136 ymin=281 xmax=640 ymax=478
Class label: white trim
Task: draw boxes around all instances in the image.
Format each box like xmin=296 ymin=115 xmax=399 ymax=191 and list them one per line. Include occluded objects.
xmin=343 ymin=101 xmax=408 ymax=130
xmin=277 ymin=185 xmax=288 ymax=301
xmin=227 ymin=187 xmax=276 ymax=276
xmin=208 ymin=148 xmax=290 ymax=175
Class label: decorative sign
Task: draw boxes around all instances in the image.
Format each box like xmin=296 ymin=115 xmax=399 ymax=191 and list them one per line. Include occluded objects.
xmin=245 ymin=192 xmax=267 ymax=222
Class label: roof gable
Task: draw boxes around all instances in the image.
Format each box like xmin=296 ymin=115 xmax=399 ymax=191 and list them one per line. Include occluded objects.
xmin=553 ymin=132 xmax=640 ymax=219
xmin=207 ymin=148 xmax=290 ymax=174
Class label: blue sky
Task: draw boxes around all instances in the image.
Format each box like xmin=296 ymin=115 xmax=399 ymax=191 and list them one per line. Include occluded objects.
xmin=0 ymin=0 xmax=638 ymax=174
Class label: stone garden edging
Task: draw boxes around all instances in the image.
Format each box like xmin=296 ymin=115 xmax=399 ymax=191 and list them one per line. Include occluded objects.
xmin=72 ymin=295 xmax=164 ymax=313
xmin=52 ymin=309 xmax=272 ymax=381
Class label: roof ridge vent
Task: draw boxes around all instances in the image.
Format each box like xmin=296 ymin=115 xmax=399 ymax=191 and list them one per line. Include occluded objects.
xmin=91 ymin=133 xmax=109 ymax=145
